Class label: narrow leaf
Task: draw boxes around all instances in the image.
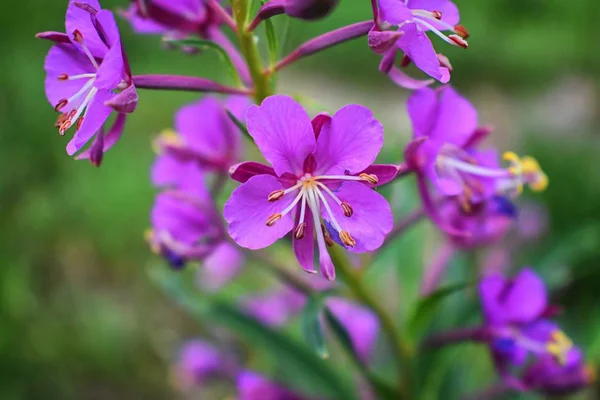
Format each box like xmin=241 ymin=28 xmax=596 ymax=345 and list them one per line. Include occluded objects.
xmin=167 ymin=38 xmax=243 ymax=87
xmin=226 ymin=109 xmax=252 ymax=141
xmin=301 ymin=296 xmax=328 ymax=359
xmin=261 ymin=0 xmax=279 ymax=66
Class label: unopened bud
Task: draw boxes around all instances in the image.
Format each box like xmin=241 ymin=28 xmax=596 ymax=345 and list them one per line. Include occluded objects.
xmin=454 ymin=24 xmax=470 ymax=39
xmin=341 ymin=201 xmax=353 ymax=217
xmin=368 ymin=29 xmax=403 ymax=55
xmin=266 ymin=213 xmax=282 ymax=227
xmin=359 ymin=173 xmax=379 ymax=185
xmin=285 ymin=0 xmax=339 ymax=20
xmin=340 ymin=231 xmax=356 ymax=247
xmin=294 ymin=223 xmax=307 ymax=239
xmin=268 ymin=189 xmax=285 ymax=202
xmin=449 ymin=34 xmax=468 ymax=49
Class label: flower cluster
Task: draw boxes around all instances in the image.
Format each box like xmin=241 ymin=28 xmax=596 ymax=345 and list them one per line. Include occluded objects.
xmin=35 ymin=1 xmax=593 ymax=399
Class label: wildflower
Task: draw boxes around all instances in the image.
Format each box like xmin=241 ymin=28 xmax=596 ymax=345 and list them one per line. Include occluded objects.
xmin=172 ymin=340 xmax=235 ymax=392
xmin=224 ymin=95 xmax=395 ymax=280
xmin=40 ymin=0 xmax=138 ymax=158
xmin=427 ymin=269 xmax=593 ymax=397
xmin=152 ymin=96 xmax=250 ymax=176
xmin=404 ymin=86 xmax=547 ymax=232
xmin=372 ymin=0 xmax=468 ymax=87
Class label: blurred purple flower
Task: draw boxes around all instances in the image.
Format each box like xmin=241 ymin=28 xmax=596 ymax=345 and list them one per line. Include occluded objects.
xmin=152 ymin=95 xmax=250 ymax=175
xmin=173 ymin=340 xmax=235 ymax=392
xmin=40 ymin=0 xmax=138 ymax=159
xmin=249 ymin=0 xmax=339 ymax=30
xmin=371 ymin=0 xmax=468 ymax=88
xmin=404 ymin=86 xmax=547 ymax=233
xmin=224 ymin=95 xmax=396 ymax=280
xmin=237 ymin=370 xmax=307 ymax=400
xmin=243 ymin=287 xmax=307 ymax=327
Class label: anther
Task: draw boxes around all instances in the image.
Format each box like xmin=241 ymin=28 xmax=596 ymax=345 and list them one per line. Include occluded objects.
xmin=339 ymin=231 xmax=356 ymax=247
xmin=54 ymin=99 xmax=68 ymax=112
xmin=449 ymin=34 xmax=468 ymax=48
xmin=359 ymin=173 xmax=379 ymax=185
xmin=321 ymin=225 xmax=334 ymax=247
xmin=454 ymin=24 xmax=470 ymax=39
xmin=432 ymin=10 xmax=442 ymax=20
xmin=76 ymin=116 xmax=85 ymax=130
xmin=72 ymin=29 xmax=84 ymax=43
xmin=58 ymin=73 xmax=69 ymax=81
xmin=268 ymin=189 xmax=285 ymax=202
xmin=266 ymin=213 xmax=282 ymax=227
xmin=294 ymin=223 xmax=307 ymax=240
xmin=341 ymin=201 xmax=353 ymax=217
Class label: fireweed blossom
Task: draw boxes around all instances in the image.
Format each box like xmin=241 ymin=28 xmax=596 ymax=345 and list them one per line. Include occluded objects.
xmin=152 ymin=95 xmax=250 ymax=175
xmin=224 ymin=95 xmax=396 ymax=280
xmin=429 ymin=269 xmax=593 ymax=396
xmin=40 ymin=0 xmax=138 ymax=159
xmin=404 ymin=86 xmax=547 ymax=233
xmin=370 ymin=0 xmax=468 ymax=88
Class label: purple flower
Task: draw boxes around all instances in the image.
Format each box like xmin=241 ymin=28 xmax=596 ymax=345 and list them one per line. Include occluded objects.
xmin=224 ymin=95 xmax=396 ymax=280
xmin=249 ymin=0 xmax=339 ymax=30
xmin=243 ymin=287 xmax=307 ymax=327
xmin=152 ymin=96 xmax=250 ymax=174
xmin=237 ymin=370 xmax=307 ymax=400
xmin=405 ymin=86 xmax=547 ymax=233
xmin=40 ymin=0 xmax=138 ymax=159
xmin=173 ymin=340 xmax=234 ymax=391
xmin=372 ymin=0 xmax=468 ymax=87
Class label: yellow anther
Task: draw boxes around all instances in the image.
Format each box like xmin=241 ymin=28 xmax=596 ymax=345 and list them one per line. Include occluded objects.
xmin=152 ymin=129 xmax=183 ymax=154
xmin=546 ymin=330 xmax=573 ymax=366
xmin=521 ymin=156 xmax=548 ymax=192
xmin=339 ymin=230 xmax=356 ymax=247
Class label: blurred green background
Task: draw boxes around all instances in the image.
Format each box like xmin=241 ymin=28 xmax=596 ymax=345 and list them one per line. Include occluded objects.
xmin=1 ymin=0 xmax=599 ymax=399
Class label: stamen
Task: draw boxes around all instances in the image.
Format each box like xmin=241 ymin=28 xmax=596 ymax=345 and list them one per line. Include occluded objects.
xmin=268 ymin=189 xmax=285 ymax=202
xmin=66 ymin=73 xmax=97 ymax=81
xmin=294 ymin=223 xmax=306 ymax=240
xmin=72 ymin=29 xmax=100 ymax=69
xmin=76 ymin=116 xmax=85 ymax=130
xmin=339 ymin=231 xmax=356 ymax=247
xmin=546 ymin=330 xmax=573 ymax=366
xmin=321 ymin=225 xmax=334 ymax=247
xmin=341 ymin=201 xmax=353 ymax=217
xmin=454 ymin=24 xmax=470 ymax=39
xmin=413 ymin=18 xmax=467 ymax=48
xmin=449 ymin=34 xmax=468 ymax=48
xmin=359 ymin=173 xmax=379 ymax=184
xmin=58 ymin=73 xmax=69 ymax=81
xmin=432 ymin=10 xmax=442 ymax=20
xmin=307 ymin=189 xmax=331 ymax=252
xmin=54 ymin=99 xmax=68 ymax=112
xmin=314 ymin=187 xmax=344 ymax=232
xmin=266 ymin=213 xmax=282 ymax=227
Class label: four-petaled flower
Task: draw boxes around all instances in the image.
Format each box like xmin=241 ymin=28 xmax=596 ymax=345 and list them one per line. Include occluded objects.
xmin=372 ymin=0 xmax=468 ymax=88
xmin=224 ymin=95 xmax=396 ymax=280
xmin=405 ymin=86 xmax=547 ymax=233
xmin=40 ymin=0 xmax=138 ymax=160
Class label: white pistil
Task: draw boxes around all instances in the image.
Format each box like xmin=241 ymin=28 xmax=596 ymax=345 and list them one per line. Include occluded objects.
xmin=64 ymin=78 xmax=96 ymax=107
xmin=77 ymin=38 xmax=100 ymax=69
xmin=439 ymin=156 xmax=512 ymax=179
xmin=314 ymin=187 xmax=343 ymax=233
xmin=307 ymin=189 xmax=329 ymax=252
xmin=68 ymin=86 xmax=98 ymax=130
xmin=67 ymin=73 xmax=97 ymax=81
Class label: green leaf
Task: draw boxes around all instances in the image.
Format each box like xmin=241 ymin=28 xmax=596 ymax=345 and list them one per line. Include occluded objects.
xmin=261 ymin=1 xmax=278 ymax=67
xmin=408 ymin=281 xmax=472 ymax=339
xmin=226 ymin=109 xmax=252 ymax=141
xmin=151 ymin=267 xmax=356 ymax=400
xmin=167 ymin=38 xmax=242 ymax=87
xmin=301 ymin=295 xmax=328 ymax=359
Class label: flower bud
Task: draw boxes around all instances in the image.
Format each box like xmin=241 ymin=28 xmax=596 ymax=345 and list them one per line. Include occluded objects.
xmin=368 ymin=29 xmax=402 ymax=55
xmin=284 ymin=0 xmax=339 ymax=20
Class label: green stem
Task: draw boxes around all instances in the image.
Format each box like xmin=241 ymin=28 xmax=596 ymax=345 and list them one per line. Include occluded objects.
xmin=330 ymin=246 xmax=414 ymax=399
xmin=231 ymin=0 xmax=272 ymax=103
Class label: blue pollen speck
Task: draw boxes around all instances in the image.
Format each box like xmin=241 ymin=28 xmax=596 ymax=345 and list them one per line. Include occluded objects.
xmin=493 ymin=196 xmax=518 ymax=218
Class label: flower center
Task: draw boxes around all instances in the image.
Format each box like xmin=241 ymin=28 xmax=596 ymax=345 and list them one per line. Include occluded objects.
xmin=408 ymin=9 xmax=469 ymax=48
xmin=265 ymin=173 xmax=379 ymax=248
xmin=496 ymin=328 xmax=573 ymax=366
xmin=435 ymin=145 xmax=547 ymax=207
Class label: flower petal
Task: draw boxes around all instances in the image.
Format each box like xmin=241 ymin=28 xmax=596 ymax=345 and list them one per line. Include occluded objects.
xmin=388 ymin=66 xmax=435 ymax=90
xmin=293 ymin=207 xmax=317 ymax=273
xmin=322 ymin=182 xmax=393 ymax=252
xmin=237 ymin=371 xmax=304 ymax=400
xmin=65 ymin=0 xmax=109 ymax=58
xmin=359 ymin=164 xmax=402 ymax=187
xmin=105 ymin=84 xmax=138 ymax=113
xmin=245 ymin=95 xmax=316 ymax=176
xmin=94 ymin=39 xmax=125 ymax=90
xmin=44 ymin=44 xmax=95 ymax=108
xmin=326 ymin=297 xmax=379 ymax=362
xmin=198 ymin=242 xmax=244 ymax=291
xmin=314 ymin=105 xmax=384 ymax=175
xmin=407 ymin=0 xmax=460 ymax=26
xmin=429 ymin=86 xmax=478 ymax=146
xmin=379 ymin=0 xmax=413 ymax=24
xmin=229 ymin=162 xmax=277 ymax=183
xmin=66 ymin=89 xmax=113 ymax=155
xmin=95 ymin=9 xmax=121 ymax=48
xmin=397 ymin=23 xmax=449 ymax=83
xmin=224 ymin=175 xmax=296 ymax=249
xmin=407 ymin=87 xmax=438 ymax=138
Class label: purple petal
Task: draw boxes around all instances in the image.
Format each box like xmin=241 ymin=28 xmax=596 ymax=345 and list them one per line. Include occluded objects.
xmin=326 ymin=297 xmax=379 ymax=362
xmin=388 ymin=66 xmax=435 ymax=89
xmin=105 ymin=84 xmax=138 ymax=113
xmin=175 ymin=340 xmax=230 ymax=390
xmin=94 ymin=9 xmax=121 ymax=47
xmin=429 ymin=86 xmax=478 ymax=146
xmin=379 ymin=0 xmax=413 ymax=24
xmin=75 ymin=112 xmax=126 ymax=161
xmin=245 ymin=95 xmax=316 ymax=176
xmin=407 ymin=0 xmax=460 ymax=26
xmin=44 ymin=44 xmax=95 ymax=108
xmin=151 ymin=192 xmax=213 ymax=245
xmin=65 ymin=0 xmax=109 ymax=58
xmin=293 ymin=207 xmax=317 ymax=273
xmin=120 ymin=4 xmax=167 ymax=34
xmin=237 ymin=370 xmax=304 ymax=400
xmin=94 ymin=39 xmax=125 ymax=90
xmin=397 ymin=23 xmax=449 ymax=83
xmin=198 ymin=242 xmax=244 ymax=291
xmin=311 ymin=113 xmax=331 ymax=139
xmin=243 ymin=287 xmax=306 ymax=327
xmin=314 ymin=105 xmax=383 ymax=175
xmin=368 ymin=29 xmax=403 ymax=54
xmin=36 ymin=31 xmax=71 ymax=43
xmin=359 ymin=164 xmax=402 ymax=187
xmin=322 ymin=182 xmax=393 ymax=253
xmin=66 ymin=90 xmax=113 ymax=155
xmin=407 ymin=87 xmax=438 ymax=138
xmin=224 ymin=175 xmax=296 ymax=250
xmin=229 ymin=162 xmax=277 ymax=183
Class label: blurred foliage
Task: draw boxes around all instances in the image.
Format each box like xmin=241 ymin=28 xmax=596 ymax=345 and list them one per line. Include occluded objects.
xmin=0 ymin=0 xmax=599 ymax=399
